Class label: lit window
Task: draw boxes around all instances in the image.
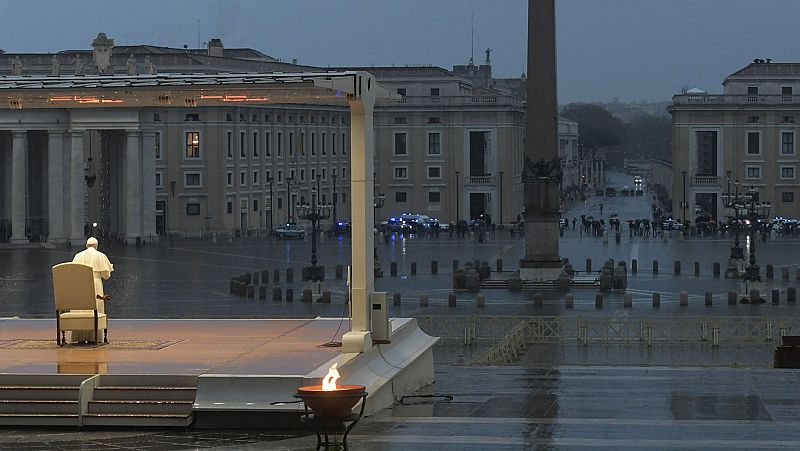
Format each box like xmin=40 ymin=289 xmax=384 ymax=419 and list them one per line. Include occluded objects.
xmin=185 ymin=132 xmax=200 ymax=158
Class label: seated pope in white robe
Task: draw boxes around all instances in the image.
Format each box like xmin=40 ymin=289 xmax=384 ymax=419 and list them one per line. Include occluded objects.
xmin=70 ymin=237 xmax=114 ymax=342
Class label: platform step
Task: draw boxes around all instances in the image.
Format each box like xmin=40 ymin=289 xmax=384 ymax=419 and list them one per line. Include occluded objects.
xmin=480 ymin=278 xmax=599 ymax=290
xmin=93 ymin=386 xmax=196 ymax=401
xmin=0 ymin=399 xmax=79 ymax=414
xmin=0 ymin=387 xmax=79 ymax=400
xmin=81 ymin=413 xmax=193 ymax=427
xmin=88 ymin=400 xmax=193 ymax=415
xmin=0 ymin=413 xmax=80 ymax=426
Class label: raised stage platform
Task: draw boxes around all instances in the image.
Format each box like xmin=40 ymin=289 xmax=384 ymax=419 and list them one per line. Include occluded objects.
xmin=0 ymin=317 xmax=437 ymax=428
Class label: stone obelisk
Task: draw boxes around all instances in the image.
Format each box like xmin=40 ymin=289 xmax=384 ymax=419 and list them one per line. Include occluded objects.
xmin=519 ymin=0 xmax=562 ymax=281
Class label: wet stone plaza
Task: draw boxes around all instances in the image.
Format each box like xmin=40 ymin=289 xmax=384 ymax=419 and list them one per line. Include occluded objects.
xmin=4 ymin=173 xmax=800 ymax=449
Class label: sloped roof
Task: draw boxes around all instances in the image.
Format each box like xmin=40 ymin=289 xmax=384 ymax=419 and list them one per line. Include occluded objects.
xmin=328 ymin=66 xmax=455 ymax=78
xmin=727 ymin=63 xmax=800 ymax=79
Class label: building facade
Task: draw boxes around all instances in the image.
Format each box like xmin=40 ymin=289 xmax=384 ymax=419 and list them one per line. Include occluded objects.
xmin=669 ymin=61 xmax=800 ymax=222
xmin=0 ymin=34 xmax=577 ymax=243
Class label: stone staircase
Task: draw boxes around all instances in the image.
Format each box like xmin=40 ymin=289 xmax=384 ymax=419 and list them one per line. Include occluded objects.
xmin=0 ymin=374 xmax=85 ymax=426
xmin=0 ymin=374 xmax=196 ymax=427
xmin=480 ymin=275 xmax=600 ymax=290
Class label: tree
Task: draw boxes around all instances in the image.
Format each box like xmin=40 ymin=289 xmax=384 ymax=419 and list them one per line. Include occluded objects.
xmin=560 ymin=103 xmax=624 ymax=163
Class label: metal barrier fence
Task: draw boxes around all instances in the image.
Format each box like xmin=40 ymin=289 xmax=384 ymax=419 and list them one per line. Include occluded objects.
xmin=417 ymin=315 xmax=800 ymax=348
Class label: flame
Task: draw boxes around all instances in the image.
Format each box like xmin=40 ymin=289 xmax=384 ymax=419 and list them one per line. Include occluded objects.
xmin=321 ymin=363 xmax=340 ymax=391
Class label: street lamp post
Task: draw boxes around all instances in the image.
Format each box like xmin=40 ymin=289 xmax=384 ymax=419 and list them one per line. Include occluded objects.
xmin=297 ymin=176 xmax=332 ymax=282
xmin=455 ymin=171 xmax=461 ymax=223
xmin=267 ymin=176 xmax=274 ymax=233
xmin=498 ymin=171 xmax=504 ymax=228
xmin=331 ymin=172 xmax=338 ymax=229
xmin=286 ymin=176 xmax=294 ymax=224
xmin=681 ymin=170 xmax=687 ymax=224
xmin=373 ymin=193 xmax=386 ymax=278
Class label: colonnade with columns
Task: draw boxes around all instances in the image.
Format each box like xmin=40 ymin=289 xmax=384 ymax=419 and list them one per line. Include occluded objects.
xmin=0 ymin=111 xmax=155 ymax=245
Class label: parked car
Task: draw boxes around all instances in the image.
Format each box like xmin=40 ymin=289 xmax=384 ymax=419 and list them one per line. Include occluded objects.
xmin=274 ymin=223 xmax=306 ymax=239
xmin=606 ymin=187 xmax=617 ymax=197
xmin=333 ymin=220 xmax=351 ymax=235
xmin=634 ymin=188 xmax=644 ymax=196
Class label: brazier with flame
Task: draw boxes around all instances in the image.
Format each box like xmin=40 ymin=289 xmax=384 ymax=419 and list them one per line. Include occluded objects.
xmin=295 ymin=363 xmax=367 ymax=418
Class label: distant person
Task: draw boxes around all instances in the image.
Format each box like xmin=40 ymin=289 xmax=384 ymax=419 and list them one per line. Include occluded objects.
xmin=71 ymin=237 xmax=114 ymax=342
xmin=599 ymin=203 xmax=604 ymax=214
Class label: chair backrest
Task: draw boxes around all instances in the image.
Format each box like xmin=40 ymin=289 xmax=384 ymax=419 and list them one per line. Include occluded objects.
xmin=52 ymin=262 xmax=96 ymax=311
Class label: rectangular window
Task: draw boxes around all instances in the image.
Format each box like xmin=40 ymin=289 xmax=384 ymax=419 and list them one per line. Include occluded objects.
xmin=300 ymin=133 xmax=305 ymax=156
xmin=185 ymin=113 xmax=200 ymax=122
xmin=154 ymin=132 xmax=161 ymax=159
xmin=430 ymin=88 xmax=440 ymax=96
xmin=394 ymin=132 xmax=407 ymax=155
xmin=253 ymin=132 xmax=259 ymax=157
xmin=397 ymin=88 xmax=407 ymax=96
xmin=428 ymin=191 xmax=441 ymax=203
xmin=332 ymin=133 xmax=336 ymax=155
xmin=226 ymin=131 xmax=232 ymax=158
xmin=240 ymin=171 xmax=246 ymax=186
xmin=253 ymin=199 xmax=259 ymax=212
xmin=226 ymin=113 xmax=233 ymax=122
xmin=265 ymin=114 xmax=271 ymax=122
xmin=322 ymin=133 xmax=327 ymax=155
xmin=342 ymin=193 xmax=346 ymax=204
xmin=186 ymin=203 xmax=200 ymax=216
xmin=226 ymin=171 xmax=233 ymax=187
xmin=227 ymin=201 xmax=233 ymax=214
xmin=341 ymin=167 xmax=346 ymax=180
xmin=782 ymin=132 xmax=795 ymax=155
xmin=342 ymin=133 xmax=346 ymax=155
xmin=427 ymin=166 xmax=441 ymax=179
xmin=277 ymin=133 xmax=283 ymax=157
xmin=746 ymin=166 xmax=761 ymax=179
xmin=311 ymin=133 xmax=316 ymax=156
xmin=781 ymin=166 xmax=795 ymax=179
xmin=311 ymin=169 xmax=316 ymax=180
xmin=184 ymin=172 xmax=201 ymax=187
xmin=290 ymin=169 xmax=295 ymax=181
xmin=428 ymin=133 xmax=441 ymax=155
xmin=185 ymin=132 xmax=200 ymax=158
xmin=240 ymin=131 xmax=246 ymax=158
xmin=783 ymin=192 xmax=795 ymax=203
xmin=747 ymin=132 xmax=760 ymax=154
xmin=394 ymin=167 xmax=408 ymax=179
xmin=289 ymin=133 xmax=295 ymax=157
xmin=253 ymin=170 xmax=259 ymax=185
xmin=155 ymin=172 xmax=162 ymax=188
xmin=695 ymin=131 xmax=717 ymax=176
xmin=265 ymin=132 xmax=271 ymax=157
xmin=300 ymin=169 xmax=305 ymax=182
xmin=322 ymin=168 xmax=327 ymax=180
xmin=395 ymin=192 xmax=407 ymax=203
xmin=747 ymin=86 xmax=759 ymax=95
xmin=153 ymin=113 xmax=161 ymax=122
xmin=783 ymin=116 xmax=796 ymax=124
xmin=784 ymin=86 xmax=793 ymax=96
xmin=427 ymin=117 xmax=440 ymax=124
xmin=252 ymin=114 xmax=259 ymax=122
xmin=277 ymin=170 xmax=283 ymax=183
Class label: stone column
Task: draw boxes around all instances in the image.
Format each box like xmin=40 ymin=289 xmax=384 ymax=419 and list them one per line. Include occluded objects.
xmin=10 ymin=131 xmax=28 ymax=243
xmin=47 ymin=130 xmax=66 ymax=243
xmin=520 ymin=0 xmax=562 ymax=281
xmin=68 ymin=130 xmax=85 ymax=244
xmin=124 ymin=130 xmax=142 ymax=242
xmin=141 ymin=131 xmax=157 ymax=239
xmin=342 ymin=78 xmax=376 ymax=354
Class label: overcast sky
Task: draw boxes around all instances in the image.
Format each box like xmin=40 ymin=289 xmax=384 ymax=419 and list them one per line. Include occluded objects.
xmin=2 ymin=0 xmax=798 ymax=103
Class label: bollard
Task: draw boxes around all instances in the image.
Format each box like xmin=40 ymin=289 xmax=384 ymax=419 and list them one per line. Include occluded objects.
xmin=705 ymin=291 xmax=712 ymax=306
xmin=766 ymin=264 xmax=774 ymax=280
xmin=783 ymin=267 xmax=790 ymax=281
xmin=286 ymin=268 xmax=294 ymax=283
xmin=453 ymin=260 xmax=459 ymax=272
xmin=508 ymin=276 xmax=522 ymax=292
xmin=679 ymin=291 xmax=688 ymax=307
xmin=674 ymin=260 xmax=681 ymax=275
xmin=477 ymin=294 xmax=486 ymax=308
xmin=713 ymin=262 xmax=720 ymax=278
xmin=534 ymin=293 xmax=544 ymax=308
xmin=420 ymin=294 xmax=429 ymax=307
xmin=411 ymin=262 xmax=417 ymax=276
xmin=728 ymin=290 xmax=737 ymax=305
xmin=321 ymin=291 xmax=332 ymax=304
xmin=259 ymin=285 xmax=267 ymax=300
xmin=652 ymin=292 xmax=661 ymax=308
xmin=431 ymin=260 xmax=438 ymax=275
xmin=273 ymin=269 xmax=280 ymax=284
xmin=448 ymin=293 xmax=457 ymax=307
xmin=595 ymin=293 xmax=603 ymax=309
xmin=393 ymin=293 xmax=401 ymax=306
xmin=749 ymin=289 xmax=761 ymax=305
xmin=302 ymin=288 xmax=312 ymax=303
xmin=586 ymin=258 xmax=592 ymax=273
xmin=247 ymin=284 xmax=255 ymax=298
xmin=565 ymin=293 xmax=574 ymax=309
xmin=789 ymin=287 xmax=797 ymax=303
xmin=653 ymin=260 xmax=659 ymax=275
xmin=694 ymin=262 xmax=700 ymax=277
xmin=286 ymin=288 xmax=294 ymax=303
xmin=336 ymin=265 xmax=344 ymax=280
xmin=773 ymin=289 xmax=780 ymax=305
xmin=390 ymin=262 xmax=398 ymax=277
xmin=497 ymin=259 xmax=503 ymax=272
xmin=631 ymin=259 xmax=638 ymax=274
xmin=253 ymin=272 xmax=260 ymax=285
xmin=272 ymin=287 xmax=282 ymax=302
xmin=623 ymin=293 xmax=632 ymax=308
